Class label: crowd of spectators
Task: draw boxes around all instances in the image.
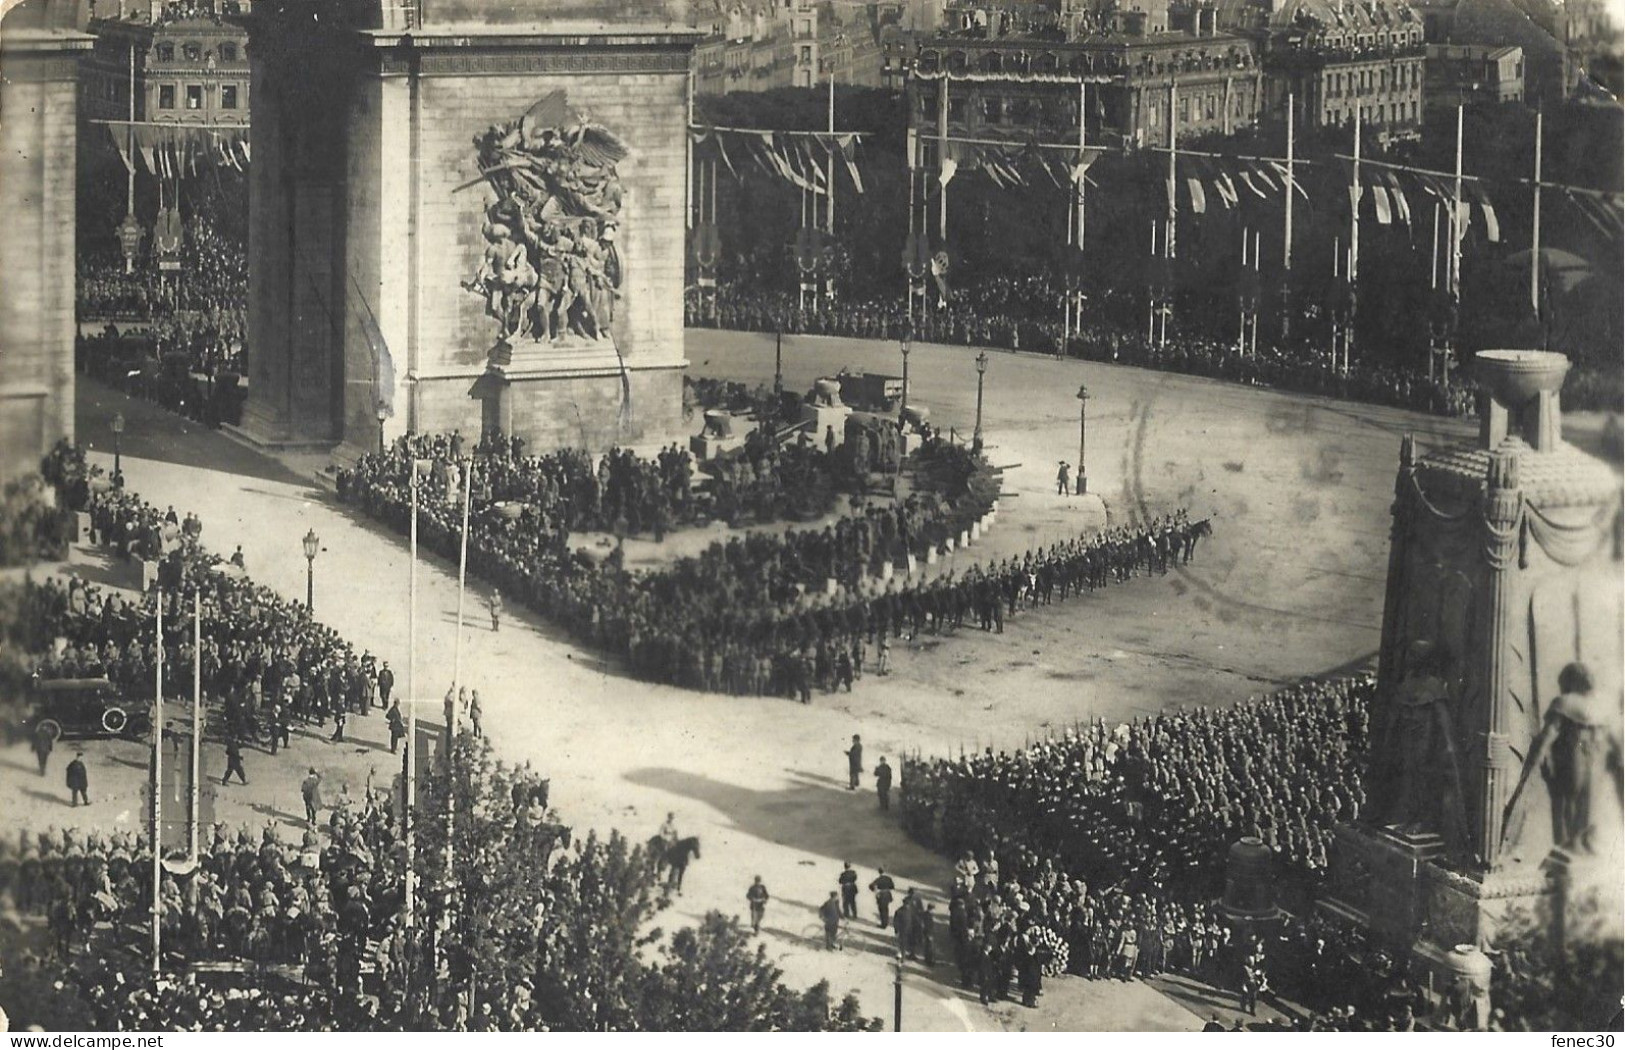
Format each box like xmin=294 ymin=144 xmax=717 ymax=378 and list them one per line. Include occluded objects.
xmin=336 ymin=431 xmax=1202 ymax=697
xmin=19 ymin=445 xmax=379 ymax=754
xmin=3 ymin=443 xmax=876 ymax=1032
xmin=688 ymin=283 xmax=1498 ymax=418
xmin=76 ymin=217 xmax=249 ymax=427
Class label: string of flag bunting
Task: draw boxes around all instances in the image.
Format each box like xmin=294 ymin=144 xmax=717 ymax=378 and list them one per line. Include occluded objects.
xmin=98 ymin=119 xmax=251 ymax=179
xmin=690 ymin=125 xmax=868 ymax=195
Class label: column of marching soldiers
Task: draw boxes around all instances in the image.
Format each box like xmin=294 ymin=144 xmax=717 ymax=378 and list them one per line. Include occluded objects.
xmin=335 ymin=432 xmax=1210 ymax=699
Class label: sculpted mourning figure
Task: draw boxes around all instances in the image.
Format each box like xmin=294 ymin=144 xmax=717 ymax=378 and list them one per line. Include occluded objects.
xmin=462 ymin=91 xmax=628 ymax=346
xmin=1369 ymin=640 xmax=1470 ymax=847
xmin=1503 ymin=662 xmax=1625 ymax=856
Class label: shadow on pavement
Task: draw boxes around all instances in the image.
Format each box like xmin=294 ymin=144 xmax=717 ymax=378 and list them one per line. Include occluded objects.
xmin=60 ymin=547 xmax=138 ymax=590
xmin=76 ymin=377 xmax=314 ymax=489
xmin=21 ymin=787 xmax=68 ymax=807
xmin=624 ymin=765 xmax=948 ymax=886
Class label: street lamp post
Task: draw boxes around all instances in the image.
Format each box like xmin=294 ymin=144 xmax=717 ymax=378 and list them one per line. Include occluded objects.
xmin=898 ymin=330 xmax=912 ymax=424
xmin=302 ymin=529 xmax=320 ymax=610
xmin=774 ymin=328 xmax=784 ymax=396
xmin=897 ymin=331 xmax=913 ymax=475
xmin=893 ymin=948 xmax=904 ymax=1032
xmin=973 ymin=350 xmax=987 ymax=453
xmin=1075 ymin=383 xmax=1090 ymax=495
xmin=376 ymin=404 xmax=388 ymax=457
xmin=111 ymin=412 xmax=126 ymax=484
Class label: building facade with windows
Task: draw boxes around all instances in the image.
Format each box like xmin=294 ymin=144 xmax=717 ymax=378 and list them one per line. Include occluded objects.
xmin=909 ymin=0 xmax=1263 ymax=153
xmin=1425 ymin=41 xmax=1524 ymax=110
xmin=1213 ymin=0 xmax=1426 ymax=136
xmin=81 ymin=1 xmax=251 ymax=128
xmin=689 ymin=0 xmax=895 ymax=94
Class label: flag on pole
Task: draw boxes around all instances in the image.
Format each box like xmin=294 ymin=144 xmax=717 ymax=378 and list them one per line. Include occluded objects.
xmin=714 ymin=132 xmax=738 ymax=180
xmin=1383 ymin=172 xmax=1411 ymax=225
xmin=108 ymin=124 xmax=135 ymax=175
xmin=836 ymin=134 xmax=864 ymax=194
xmin=1371 ymin=183 xmax=1393 ymax=225
xmin=938 ymin=157 xmax=958 ymax=187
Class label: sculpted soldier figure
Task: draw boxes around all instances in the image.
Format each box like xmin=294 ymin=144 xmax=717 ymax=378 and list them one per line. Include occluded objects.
xmin=1503 ymin=662 xmax=1624 ymax=855
xmin=464 ymin=91 xmax=627 ymax=345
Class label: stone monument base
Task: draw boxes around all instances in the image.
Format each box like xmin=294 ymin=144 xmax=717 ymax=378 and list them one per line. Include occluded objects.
xmin=1320 ymin=823 xmax=1447 ymax=944
xmin=800 ymin=403 xmax=852 ymax=449
xmin=404 ymin=341 xmax=687 ymax=454
xmin=1321 ymin=822 xmax=1557 ymax=985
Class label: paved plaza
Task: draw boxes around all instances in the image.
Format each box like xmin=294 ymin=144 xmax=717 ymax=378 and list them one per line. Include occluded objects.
xmin=9 ymin=333 xmax=1502 ymax=1030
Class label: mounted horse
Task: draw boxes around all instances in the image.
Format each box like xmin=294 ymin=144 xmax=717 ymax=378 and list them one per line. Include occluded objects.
xmin=647 ymin=835 xmax=701 ymax=893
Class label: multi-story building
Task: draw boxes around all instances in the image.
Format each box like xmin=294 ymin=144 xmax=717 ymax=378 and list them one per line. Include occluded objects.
xmin=690 ymin=0 xmax=894 ymax=94
xmin=1407 ymin=0 xmax=1573 ymax=101
xmin=910 ymin=0 xmax=1264 ymax=153
xmin=1212 ymin=0 xmax=1425 ymax=136
xmin=692 ymin=0 xmax=797 ymax=95
xmin=1425 ymin=41 xmax=1524 ymax=110
xmin=1561 ymin=0 xmax=1620 ymax=95
xmin=81 ymin=1 xmax=250 ymax=129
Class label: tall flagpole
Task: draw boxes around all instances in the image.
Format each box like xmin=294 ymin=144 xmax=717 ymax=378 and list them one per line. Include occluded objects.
xmin=405 ymin=463 xmax=418 ymax=942
xmin=447 ymin=452 xmax=472 ymax=919
xmin=452 ymin=456 xmax=471 ymax=727
xmin=1451 ymin=102 xmax=1464 ymax=300
xmin=1283 ymin=92 xmax=1295 ymax=272
xmin=190 ymin=588 xmax=201 ymax=862
xmin=1347 ymin=115 xmax=1361 ymax=376
xmin=150 ymin=593 xmax=164 ymax=974
xmin=1529 ymin=108 xmax=1543 ymax=318
xmin=826 ymin=72 xmax=837 ymax=235
xmin=937 ymin=75 xmax=949 ymax=241
xmin=685 ymin=69 xmax=695 ymax=231
xmin=1166 ymin=78 xmax=1177 ymax=262
xmin=906 ymin=132 xmax=917 ymax=328
xmin=1240 ymin=226 xmax=1249 ymax=352
xmin=1076 ymin=80 xmax=1087 ymax=249
xmin=1075 ymin=79 xmax=1087 ymax=348
xmin=1251 ymin=229 xmax=1260 ymax=355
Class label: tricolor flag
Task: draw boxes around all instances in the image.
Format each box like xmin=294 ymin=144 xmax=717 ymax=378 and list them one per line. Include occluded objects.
xmin=1371 ymin=184 xmax=1393 ymax=225
xmin=1187 ymin=177 xmax=1207 ymax=214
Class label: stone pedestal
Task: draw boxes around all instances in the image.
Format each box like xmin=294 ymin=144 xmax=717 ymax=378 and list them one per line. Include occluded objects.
xmin=1417 ymin=856 xmax=1553 ymax=950
xmin=1219 ymin=836 xmax=1285 ymax=937
xmin=800 ymin=403 xmax=852 ymax=450
xmin=1320 ymin=824 xmax=1447 ymax=945
xmin=1323 ymin=350 xmax=1622 ymax=966
xmin=1322 ymin=822 xmax=1555 ymax=964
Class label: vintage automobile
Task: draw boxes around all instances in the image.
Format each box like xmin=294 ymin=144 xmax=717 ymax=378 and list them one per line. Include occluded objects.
xmin=22 ymin=677 xmax=149 ymax=742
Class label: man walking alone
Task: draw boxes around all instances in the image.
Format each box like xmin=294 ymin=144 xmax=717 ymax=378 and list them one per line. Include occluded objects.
xmin=746 ymin=876 xmax=770 ymax=935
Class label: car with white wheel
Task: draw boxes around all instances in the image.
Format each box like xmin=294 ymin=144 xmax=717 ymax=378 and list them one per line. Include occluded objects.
xmin=23 ymin=677 xmax=149 ymax=742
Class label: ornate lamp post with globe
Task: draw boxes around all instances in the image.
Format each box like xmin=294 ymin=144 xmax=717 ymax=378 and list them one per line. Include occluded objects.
xmin=973 ymin=350 xmax=988 ymax=453
xmin=110 ymin=412 xmax=126 ymax=484
xmin=1075 ymin=383 xmax=1090 ymax=495
xmin=302 ymin=529 xmax=320 ymax=610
